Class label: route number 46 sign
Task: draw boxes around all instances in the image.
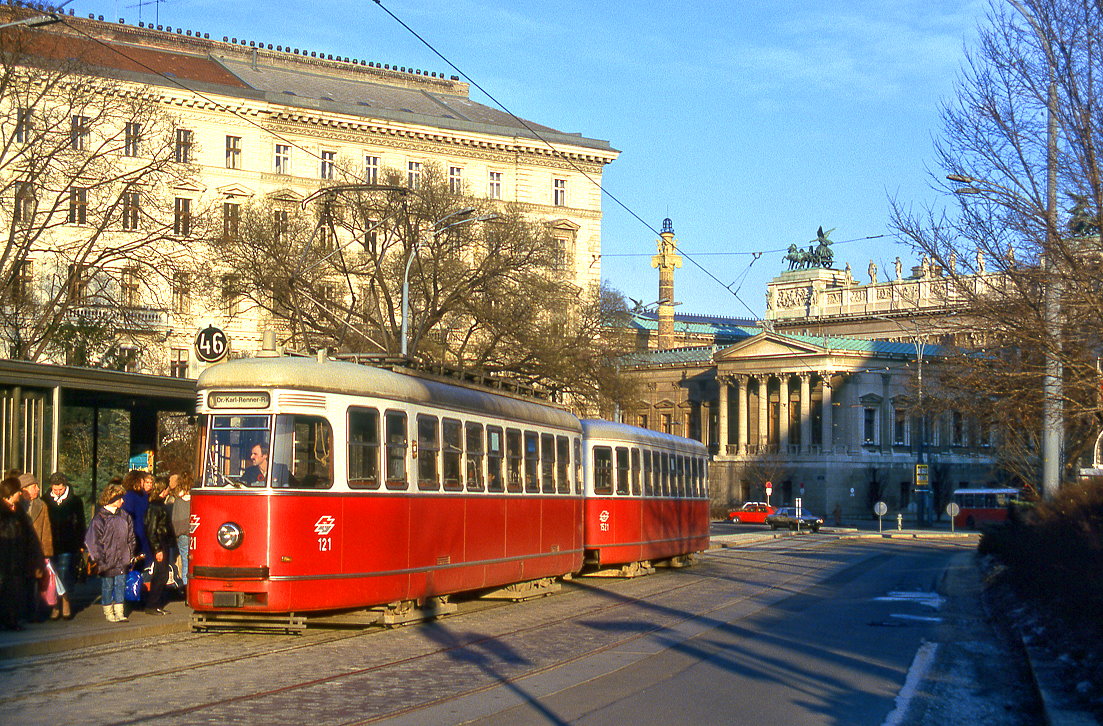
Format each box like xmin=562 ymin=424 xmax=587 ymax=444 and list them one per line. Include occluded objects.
xmin=195 ymin=326 xmax=229 ymax=363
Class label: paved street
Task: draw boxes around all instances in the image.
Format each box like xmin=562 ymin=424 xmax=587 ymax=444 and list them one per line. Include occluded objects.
xmin=0 ymin=534 xmax=1041 ymax=726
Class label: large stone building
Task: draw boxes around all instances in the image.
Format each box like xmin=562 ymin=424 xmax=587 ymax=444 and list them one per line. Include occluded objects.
xmin=0 ymin=6 xmax=618 ymax=376
xmin=621 ymin=225 xmax=999 ymax=520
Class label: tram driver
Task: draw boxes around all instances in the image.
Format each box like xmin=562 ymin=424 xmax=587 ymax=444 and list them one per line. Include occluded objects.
xmin=241 ymin=443 xmax=290 ymax=487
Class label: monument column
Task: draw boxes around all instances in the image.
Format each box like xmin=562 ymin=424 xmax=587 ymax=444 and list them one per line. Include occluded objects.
xmin=820 ymin=373 xmax=833 ymax=452
xmin=799 ymin=373 xmax=812 ymax=453
xmin=778 ymin=375 xmax=790 ymax=452
xmin=717 ymin=376 xmax=729 ymax=455
xmin=737 ymin=375 xmax=749 ymax=454
xmin=757 ymin=375 xmax=769 ymax=450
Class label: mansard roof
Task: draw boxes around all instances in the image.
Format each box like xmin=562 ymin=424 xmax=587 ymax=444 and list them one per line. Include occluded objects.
xmin=20 ymin=15 xmax=616 ymax=154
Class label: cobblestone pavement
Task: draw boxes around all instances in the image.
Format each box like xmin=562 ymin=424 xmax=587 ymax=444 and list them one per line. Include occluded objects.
xmin=0 ymin=537 xmax=1038 ymax=726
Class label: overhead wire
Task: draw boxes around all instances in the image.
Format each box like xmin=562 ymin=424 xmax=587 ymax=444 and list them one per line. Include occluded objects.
xmin=368 ymin=1 xmax=896 ymax=319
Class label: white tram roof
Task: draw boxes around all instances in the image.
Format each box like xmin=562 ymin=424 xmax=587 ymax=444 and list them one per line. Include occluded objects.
xmin=580 ymin=419 xmax=708 ymax=455
xmin=197 ymin=356 xmax=581 ymax=432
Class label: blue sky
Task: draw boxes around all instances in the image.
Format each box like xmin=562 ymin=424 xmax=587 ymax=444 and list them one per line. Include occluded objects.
xmin=74 ymin=0 xmax=989 ymax=318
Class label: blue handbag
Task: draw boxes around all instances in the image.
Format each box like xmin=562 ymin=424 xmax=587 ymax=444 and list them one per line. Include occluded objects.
xmin=124 ymin=569 xmax=143 ymax=602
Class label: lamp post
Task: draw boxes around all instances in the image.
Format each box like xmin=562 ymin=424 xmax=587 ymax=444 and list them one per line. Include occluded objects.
xmin=946 ymin=1 xmax=1062 ymax=499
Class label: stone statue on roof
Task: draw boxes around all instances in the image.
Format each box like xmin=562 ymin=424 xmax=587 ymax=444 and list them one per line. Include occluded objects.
xmin=868 ymin=259 xmax=878 ymax=284
xmin=894 ymin=256 xmax=903 ymax=280
xmin=976 ymin=249 xmax=986 ymax=273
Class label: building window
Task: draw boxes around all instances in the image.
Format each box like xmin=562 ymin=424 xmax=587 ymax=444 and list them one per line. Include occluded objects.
xmin=274 ymin=144 xmax=291 ymax=174
xmin=67 ymin=187 xmax=88 ymax=224
xmin=223 ymin=202 xmax=240 ymax=241
xmin=14 ymin=108 xmax=32 ymax=144
xmin=220 ymin=274 xmax=240 ymax=315
xmin=407 ymin=161 xmax=422 ymax=189
xmin=488 ymin=171 xmax=502 ymax=199
xmin=448 ymin=166 xmax=463 ymax=194
xmin=70 ymin=115 xmax=90 ymax=151
xmin=13 ymin=182 xmax=34 ymax=224
xmin=169 ymin=348 xmax=189 ymax=378
xmin=173 ymin=197 xmax=192 ymax=236
xmin=320 ymin=150 xmax=336 ymax=180
xmin=171 ymin=272 xmax=188 ymax=314
xmin=362 ymin=218 xmax=380 ymax=252
xmin=553 ymin=237 xmax=570 ymax=273
xmin=365 ymin=155 xmax=380 ymax=183
xmin=638 ymin=414 xmax=649 ymax=430
xmin=124 ymin=122 xmax=141 ymax=156
xmin=67 ymin=263 xmax=90 ymax=303
xmin=121 ymin=267 xmax=140 ymax=308
xmin=951 ymin=410 xmax=965 ymax=446
xmin=8 ymin=260 xmax=32 ymax=304
xmin=225 ymin=135 xmax=241 ymax=169
xmin=863 ymin=407 xmax=878 ymax=444
xmin=893 ymin=407 xmax=907 ymax=445
xmin=116 ymin=346 xmax=140 ymax=373
xmin=121 ymin=191 xmax=140 ymax=230
xmin=174 ymin=129 xmax=193 ymax=163
xmin=273 ymin=209 xmax=289 ymax=243
xmin=553 ymin=178 xmax=566 ymax=206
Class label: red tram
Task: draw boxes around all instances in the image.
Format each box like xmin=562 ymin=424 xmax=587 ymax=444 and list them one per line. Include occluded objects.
xmin=188 ymin=354 xmax=708 ymax=627
xmin=581 ymin=420 xmax=710 ymax=574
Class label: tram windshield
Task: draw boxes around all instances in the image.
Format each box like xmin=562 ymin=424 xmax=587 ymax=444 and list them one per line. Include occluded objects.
xmin=201 ymin=413 xmax=334 ymax=489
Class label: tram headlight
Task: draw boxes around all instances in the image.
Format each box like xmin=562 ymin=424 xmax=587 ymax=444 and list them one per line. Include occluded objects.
xmin=217 ymin=522 xmax=244 ymax=550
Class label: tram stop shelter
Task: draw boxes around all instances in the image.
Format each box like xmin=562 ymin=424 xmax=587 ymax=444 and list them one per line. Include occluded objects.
xmin=0 ymin=359 xmax=195 ymax=499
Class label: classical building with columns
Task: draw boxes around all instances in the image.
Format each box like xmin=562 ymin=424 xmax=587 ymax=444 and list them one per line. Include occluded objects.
xmin=619 ymin=230 xmax=999 ymax=519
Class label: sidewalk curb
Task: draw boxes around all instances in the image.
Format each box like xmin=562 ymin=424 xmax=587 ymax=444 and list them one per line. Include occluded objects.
xmin=0 ymin=619 xmax=191 ymax=660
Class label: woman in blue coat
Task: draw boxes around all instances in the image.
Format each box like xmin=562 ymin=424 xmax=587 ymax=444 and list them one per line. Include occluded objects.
xmin=85 ymin=483 xmax=136 ymax=623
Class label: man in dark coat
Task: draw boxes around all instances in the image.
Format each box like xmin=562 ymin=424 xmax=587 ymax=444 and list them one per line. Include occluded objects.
xmin=45 ymin=472 xmax=85 ymax=619
xmin=0 ymin=477 xmax=41 ymax=630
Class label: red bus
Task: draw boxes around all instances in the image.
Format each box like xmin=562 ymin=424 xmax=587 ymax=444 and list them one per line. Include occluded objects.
xmin=951 ymin=488 xmax=1022 ymax=529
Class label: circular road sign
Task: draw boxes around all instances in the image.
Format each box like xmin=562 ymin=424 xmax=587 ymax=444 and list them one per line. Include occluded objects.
xmin=873 ymin=501 xmax=888 ymax=516
xmin=195 ymin=326 xmax=229 ymax=363
xmin=946 ymin=502 xmax=961 ymax=518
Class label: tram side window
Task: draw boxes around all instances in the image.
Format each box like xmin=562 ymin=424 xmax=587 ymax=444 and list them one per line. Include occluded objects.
xmin=541 ymin=433 xmax=555 ymax=493
xmin=417 ymin=414 xmax=440 ymax=490
xmin=643 ymin=450 xmax=654 ymax=497
xmin=487 ymin=426 xmax=504 ymax=492
xmin=660 ymin=452 xmax=670 ymax=496
xmin=615 ymin=447 xmax=630 ymax=495
xmin=385 ymin=411 xmax=408 ymax=490
xmin=466 ymin=422 xmax=485 ymax=492
xmin=274 ymin=414 xmax=333 ymax=489
xmin=524 ymin=431 xmax=540 ymax=493
xmin=442 ymin=418 xmax=463 ymax=491
xmin=556 ymin=436 xmax=570 ymax=494
xmin=573 ymin=438 xmax=582 ymax=495
xmin=347 ymin=407 xmax=380 ymax=489
xmin=630 ymin=448 xmax=641 ymax=496
xmin=506 ymin=428 xmax=523 ymax=493
xmin=675 ymin=455 xmax=685 ymax=497
xmin=593 ymin=446 xmax=613 ymax=495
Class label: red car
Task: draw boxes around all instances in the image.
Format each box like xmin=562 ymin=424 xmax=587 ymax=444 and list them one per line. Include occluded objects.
xmin=727 ymin=502 xmax=776 ymax=524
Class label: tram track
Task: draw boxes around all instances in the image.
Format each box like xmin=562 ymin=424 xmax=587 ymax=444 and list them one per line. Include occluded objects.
xmin=92 ymin=537 xmax=842 ymax=726
xmin=0 ymin=536 xmax=842 ymax=724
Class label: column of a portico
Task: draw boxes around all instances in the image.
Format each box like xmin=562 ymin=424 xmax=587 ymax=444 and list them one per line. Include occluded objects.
xmin=820 ymin=373 xmax=833 ymax=453
xmin=778 ymin=375 xmax=790 ymax=452
xmin=717 ymin=376 xmax=729 ymax=455
xmin=799 ymin=373 xmax=812 ymax=452
xmin=757 ymin=375 xmax=769 ymax=450
xmin=736 ymin=375 xmax=749 ymax=454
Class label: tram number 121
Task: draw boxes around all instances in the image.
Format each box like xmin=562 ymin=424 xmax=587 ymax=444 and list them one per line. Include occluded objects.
xmin=318 ymin=537 xmax=332 ymax=552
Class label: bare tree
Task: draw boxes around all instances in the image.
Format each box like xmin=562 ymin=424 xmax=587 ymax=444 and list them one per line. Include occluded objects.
xmin=0 ymin=26 xmax=204 ymax=365
xmin=210 ymin=164 xmax=636 ymax=413
xmin=891 ymin=0 xmax=1103 ymax=486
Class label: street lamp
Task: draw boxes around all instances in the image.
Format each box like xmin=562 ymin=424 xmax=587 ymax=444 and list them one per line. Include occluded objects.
xmin=400 ymin=208 xmax=496 ymax=358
